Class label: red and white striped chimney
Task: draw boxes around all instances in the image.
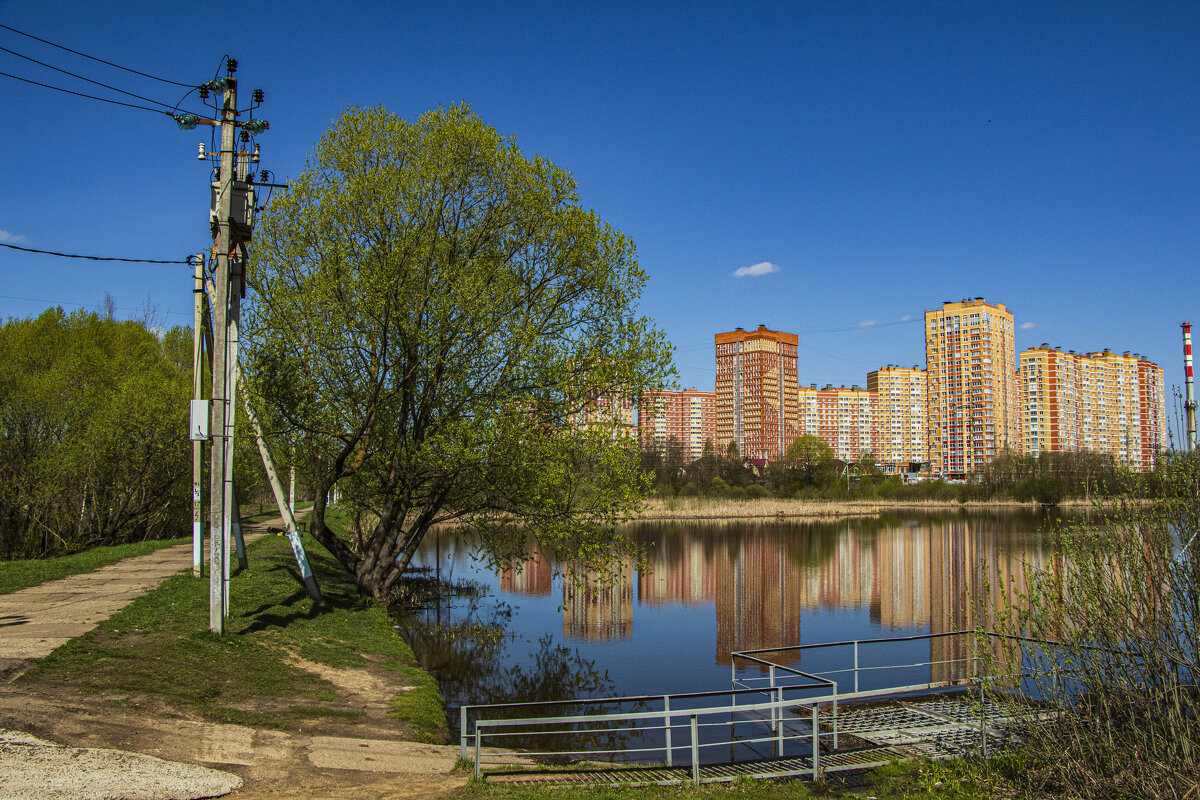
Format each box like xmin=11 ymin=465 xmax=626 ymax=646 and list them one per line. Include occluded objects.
xmin=1184 ymin=322 xmax=1197 ymax=451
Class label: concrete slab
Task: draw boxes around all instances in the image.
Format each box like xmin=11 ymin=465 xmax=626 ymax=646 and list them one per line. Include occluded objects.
xmin=307 ymin=736 xmax=460 ymax=774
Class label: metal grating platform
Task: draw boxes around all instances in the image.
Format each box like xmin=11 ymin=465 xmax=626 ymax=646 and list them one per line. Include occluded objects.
xmin=482 ymin=694 xmax=1047 ymax=786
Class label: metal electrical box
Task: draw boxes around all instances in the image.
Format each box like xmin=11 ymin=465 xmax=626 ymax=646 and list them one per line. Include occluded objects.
xmin=190 ymin=400 xmax=210 ymax=441
xmin=210 ymin=181 xmax=256 ymax=241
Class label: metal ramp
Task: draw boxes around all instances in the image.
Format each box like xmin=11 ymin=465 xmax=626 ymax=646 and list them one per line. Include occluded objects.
xmin=460 ymin=631 xmax=1061 ymax=786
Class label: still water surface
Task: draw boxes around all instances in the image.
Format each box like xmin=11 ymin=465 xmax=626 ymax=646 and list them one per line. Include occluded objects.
xmin=395 ymin=510 xmax=1057 ymax=728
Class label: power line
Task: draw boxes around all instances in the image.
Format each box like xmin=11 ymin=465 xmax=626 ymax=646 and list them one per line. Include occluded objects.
xmin=0 ymin=22 xmax=193 ymax=87
xmin=0 ymin=293 xmax=192 ymax=319
xmin=0 ymin=69 xmax=174 ymax=116
xmin=0 ymin=241 xmax=191 ymax=264
xmin=0 ymin=44 xmax=186 ymax=112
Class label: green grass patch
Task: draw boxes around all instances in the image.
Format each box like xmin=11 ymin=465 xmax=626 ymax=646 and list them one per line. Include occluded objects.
xmin=0 ymin=538 xmax=188 ymax=595
xmin=386 ymin=659 xmax=449 ymax=743
xmin=21 ymin=525 xmax=446 ymax=736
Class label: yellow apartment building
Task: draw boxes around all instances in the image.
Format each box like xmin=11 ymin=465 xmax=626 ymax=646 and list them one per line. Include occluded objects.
xmin=797 ymin=384 xmax=878 ymax=464
xmin=867 ymin=365 xmax=927 ymax=473
xmin=1020 ymin=344 xmax=1165 ymax=471
xmin=925 ymin=298 xmax=1019 ymax=479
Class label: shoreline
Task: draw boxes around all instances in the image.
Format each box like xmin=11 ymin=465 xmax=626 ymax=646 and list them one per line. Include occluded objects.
xmin=631 ymin=496 xmax=1091 ymax=522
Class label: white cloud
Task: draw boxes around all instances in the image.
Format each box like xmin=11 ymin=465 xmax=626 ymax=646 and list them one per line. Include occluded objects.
xmin=900 ymin=315 xmax=912 ymax=322
xmin=1020 ymin=321 xmax=1036 ymax=330
xmin=858 ymin=320 xmax=877 ymax=328
xmin=0 ymin=230 xmax=29 ymax=244
xmin=732 ymin=261 xmax=780 ymax=278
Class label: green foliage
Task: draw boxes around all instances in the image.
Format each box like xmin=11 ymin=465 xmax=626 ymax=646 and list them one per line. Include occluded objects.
xmin=988 ymin=451 xmax=1200 ymax=799
xmin=0 ymin=309 xmax=194 ymax=559
xmin=244 ymin=104 xmax=673 ymax=600
xmin=0 ymin=537 xmax=186 ymax=595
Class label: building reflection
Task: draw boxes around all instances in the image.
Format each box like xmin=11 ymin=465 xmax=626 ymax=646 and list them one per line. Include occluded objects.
xmin=499 ymin=545 xmax=553 ymax=596
xmin=562 ymin=559 xmax=635 ymax=640
xmin=493 ymin=515 xmax=1049 ymax=675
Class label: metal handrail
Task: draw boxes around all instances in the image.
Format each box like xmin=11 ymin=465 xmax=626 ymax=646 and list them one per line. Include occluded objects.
xmin=462 ymin=630 xmax=1078 ymax=785
xmin=470 ymin=690 xmax=819 ymax=781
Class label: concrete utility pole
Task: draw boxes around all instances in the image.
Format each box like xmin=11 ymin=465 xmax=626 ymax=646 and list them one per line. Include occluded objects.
xmin=208 ymin=66 xmax=238 ymax=633
xmin=191 ymin=254 xmax=206 ymax=577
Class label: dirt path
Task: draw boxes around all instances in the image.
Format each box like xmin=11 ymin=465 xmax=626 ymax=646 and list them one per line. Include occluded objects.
xmin=0 ymin=525 xmax=274 ymax=676
xmin=0 ymin=515 xmax=472 ymax=800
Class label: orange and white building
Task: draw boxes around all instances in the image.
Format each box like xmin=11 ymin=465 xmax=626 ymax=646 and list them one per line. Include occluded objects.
xmin=867 ymin=365 xmax=928 ymax=473
xmin=568 ymin=394 xmax=636 ymax=440
xmin=638 ymin=388 xmax=717 ymax=462
xmin=1019 ymin=345 xmax=1165 ymax=471
xmin=715 ymin=325 xmax=799 ymax=463
xmin=925 ymin=299 xmax=1019 ymax=479
xmin=797 ymin=384 xmax=878 ymax=463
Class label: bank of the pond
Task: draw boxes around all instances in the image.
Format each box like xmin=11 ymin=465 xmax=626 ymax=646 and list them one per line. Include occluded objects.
xmin=634 ymin=495 xmax=1078 ymax=521
xmin=1 ymin=523 xmax=464 ymax=799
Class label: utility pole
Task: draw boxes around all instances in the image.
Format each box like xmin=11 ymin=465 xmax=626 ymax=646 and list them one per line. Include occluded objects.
xmin=191 ymin=253 xmax=206 ymax=577
xmin=207 ymin=65 xmax=238 ymax=633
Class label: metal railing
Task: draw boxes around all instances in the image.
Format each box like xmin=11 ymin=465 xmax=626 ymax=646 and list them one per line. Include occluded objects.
xmin=461 ymin=630 xmax=1065 ymax=784
xmin=462 ymin=685 xmax=837 ymax=782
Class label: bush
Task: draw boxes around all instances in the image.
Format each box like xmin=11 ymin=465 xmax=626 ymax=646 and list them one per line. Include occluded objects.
xmin=994 ymin=451 xmax=1200 ymax=799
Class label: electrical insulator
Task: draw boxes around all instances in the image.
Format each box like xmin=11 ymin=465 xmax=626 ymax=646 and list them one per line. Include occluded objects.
xmin=252 ymin=143 xmax=260 ymax=163
xmin=227 ymin=58 xmax=238 ymax=74
xmin=199 ymin=85 xmax=209 ymax=99
xmin=198 ymin=142 xmax=207 ymax=159
xmin=241 ymin=130 xmax=249 ymax=143
xmin=253 ymin=89 xmax=264 ymax=103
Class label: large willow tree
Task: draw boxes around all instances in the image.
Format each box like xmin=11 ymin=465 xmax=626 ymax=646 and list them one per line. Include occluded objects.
xmin=244 ymin=105 xmax=673 ymax=600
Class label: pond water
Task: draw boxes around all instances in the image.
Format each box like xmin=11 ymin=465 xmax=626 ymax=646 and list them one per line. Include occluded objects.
xmin=394 ymin=510 xmax=1058 ymax=743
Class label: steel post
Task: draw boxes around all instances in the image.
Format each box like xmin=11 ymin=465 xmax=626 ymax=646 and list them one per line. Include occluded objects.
xmin=690 ymin=715 xmax=699 ymax=785
xmin=460 ymin=706 xmax=468 ymax=761
xmin=663 ymin=695 xmax=673 ymax=765
xmin=811 ymin=703 xmax=820 ymax=780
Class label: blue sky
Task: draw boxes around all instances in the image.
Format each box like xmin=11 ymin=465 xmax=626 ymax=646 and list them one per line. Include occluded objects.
xmin=2 ymin=1 xmax=1197 ymax=435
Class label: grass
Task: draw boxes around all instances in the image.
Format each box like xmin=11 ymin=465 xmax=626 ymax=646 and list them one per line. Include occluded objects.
xmin=444 ymin=756 xmax=1033 ymax=800
xmin=0 ymin=537 xmax=189 ymax=595
xmin=20 ymin=524 xmax=446 ymax=737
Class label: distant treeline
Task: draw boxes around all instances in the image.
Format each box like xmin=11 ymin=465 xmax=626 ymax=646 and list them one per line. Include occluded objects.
xmin=642 ymin=435 xmax=1176 ymax=504
xmin=0 ymin=309 xmax=299 ymax=560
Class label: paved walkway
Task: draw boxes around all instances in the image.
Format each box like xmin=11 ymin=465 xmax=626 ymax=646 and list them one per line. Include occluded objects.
xmin=0 ymin=526 xmax=269 ymax=665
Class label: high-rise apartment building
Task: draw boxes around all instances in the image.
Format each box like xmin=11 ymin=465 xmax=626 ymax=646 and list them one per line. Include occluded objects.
xmin=925 ymin=298 xmax=1019 ymax=479
xmin=867 ymin=365 xmax=927 ymax=473
xmin=1137 ymin=357 xmax=1167 ymax=470
xmin=715 ymin=325 xmax=799 ymax=463
xmin=1020 ymin=344 xmax=1165 ymax=471
xmin=567 ymin=394 xmax=636 ymax=440
xmin=797 ymin=384 xmax=878 ymax=463
xmin=638 ymin=389 xmax=717 ymax=463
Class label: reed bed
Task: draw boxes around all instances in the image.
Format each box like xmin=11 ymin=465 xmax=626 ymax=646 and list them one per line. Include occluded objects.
xmin=634 ymin=495 xmax=1049 ymax=521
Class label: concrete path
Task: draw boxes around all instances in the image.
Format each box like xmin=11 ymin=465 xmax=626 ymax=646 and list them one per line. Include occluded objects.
xmin=0 ymin=526 xmax=269 ymax=667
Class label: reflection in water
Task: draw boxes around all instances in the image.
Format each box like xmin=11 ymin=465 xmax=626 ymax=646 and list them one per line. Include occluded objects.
xmin=563 ymin=559 xmax=635 ymax=640
xmin=404 ymin=511 xmax=1053 ymax=731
